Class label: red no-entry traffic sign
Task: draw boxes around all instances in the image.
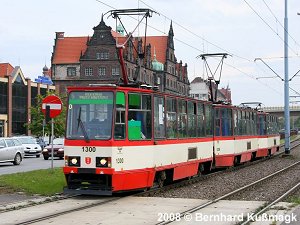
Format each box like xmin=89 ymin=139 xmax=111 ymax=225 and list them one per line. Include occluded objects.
xmin=41 ymin=95 xmax=62 ymax=118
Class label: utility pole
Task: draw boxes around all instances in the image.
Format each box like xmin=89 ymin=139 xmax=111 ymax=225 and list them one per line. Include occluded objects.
xmin=284 ymin=0 xmax=290 ymax=154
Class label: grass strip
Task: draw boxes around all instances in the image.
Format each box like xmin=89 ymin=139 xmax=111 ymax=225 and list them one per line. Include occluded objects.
xmin=0 ymin=168 xmax=66 ymax=196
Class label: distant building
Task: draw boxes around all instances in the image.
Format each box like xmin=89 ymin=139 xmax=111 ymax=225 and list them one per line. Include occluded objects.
xmin=51 ymin=17 xmax=190 ymax=96
xmin=190 ymin=77 xmax=231 ymax=103
xmin=0 ymin=63 xmax=55 ymax=137
xmin=219 ymin=86 xmax=232 ymax=104
xmin=190 ymin=77 xmax=210 ymax=101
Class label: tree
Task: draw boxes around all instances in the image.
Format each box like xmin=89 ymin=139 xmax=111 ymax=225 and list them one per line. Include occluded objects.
xmin=25 ymin=92 xmax=67 ymax=137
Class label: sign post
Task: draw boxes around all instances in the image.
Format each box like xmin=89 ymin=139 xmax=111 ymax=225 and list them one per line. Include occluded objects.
xmin=41 ymin=95 xmax=63 ymax=170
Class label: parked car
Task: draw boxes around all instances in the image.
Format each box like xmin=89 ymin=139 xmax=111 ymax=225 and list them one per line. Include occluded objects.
xmin=0 ymin=137 xmax=25 ymax=165
xmin=42 ymin=138 xmax=64 ymax=160
xmin=12 ymin=136 xmax=42 ymax=158
xmin=36 ymin=137 xmax=47 ymax=149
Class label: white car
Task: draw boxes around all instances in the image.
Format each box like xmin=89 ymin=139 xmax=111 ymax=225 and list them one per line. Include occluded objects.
xmin=0 ymin=138 xmax=25 ymax=165
xmin=12 ymin=136 xmax=42 ymax=158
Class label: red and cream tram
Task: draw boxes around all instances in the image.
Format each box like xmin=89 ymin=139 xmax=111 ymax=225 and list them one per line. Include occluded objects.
xmin=63 ymin=85 xmax=280 ymax=195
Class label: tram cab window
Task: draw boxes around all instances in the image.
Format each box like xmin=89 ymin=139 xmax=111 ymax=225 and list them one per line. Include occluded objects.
xmin=166 ymin=98 xmax=177 ymax=139
xmin=66 ymin=91 xmax=113 ymax=140
xmin=128 ymin=93 xmax=152 ymax=140
xmin=114 ymin=92 xmax=126 ymax=140
xmin=154 ymin=96 xmax=165 ymax=139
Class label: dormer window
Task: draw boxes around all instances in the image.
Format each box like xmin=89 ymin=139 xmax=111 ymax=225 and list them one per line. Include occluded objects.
xmin=96 ymin=52 xmax=109 ymax=60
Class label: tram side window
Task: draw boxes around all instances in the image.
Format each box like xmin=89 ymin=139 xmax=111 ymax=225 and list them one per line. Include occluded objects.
xmin=197 ymin=103 xmax=205 ymax=137
xmin=128 ymin=93 xmax=152 ymax=140
xmin=233 ymin=110 xmax=238 ymax=135
xmin=253 ymin=112 xmax=257 ymax=135
xmin=215 ymin=108 xmax=221 ymax=136
xmin=242 ymin=111 xmax=247 ymax=135
xmin=266 ymin=115 xmax=270 ymax=134
xmin=245 ymin=112 xmax=250 ymax=135
xmin=178 ymin=99 xmax=187 ymax=138
xmin=258 ymin=115 xmax=266 ymax=135
xmin=221 ymin=108 xmax=232 ymax=136
xmin=205 ymin=104 xmax=213 ymax=136
xmin=114 ymin=92 xmax=126 ymax=140
xmin=267 ymin=115 xmax=275 ymax=135
xmin=237 ymin=110 xmax=242 ymax=135
xmin=166 ymin=97 xmax=177 ymax=139
xmin=187 ymin=101 xmax=196 ymax=137
xmin=275 ymin=117 xmax=279 ymax=134
xmin=154 ymin=96 xmax=165 ymax=139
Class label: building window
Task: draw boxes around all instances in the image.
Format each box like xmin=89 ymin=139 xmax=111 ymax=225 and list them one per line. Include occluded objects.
xmin=112 ymin=67 xmax=120 ymax=76
xmin=67 ymin=67 xmax=76 ymax=77
xmin=99 ymin=67 xmax=106 ymax=76
xmin=96 ymin=52 xmax=109 ymax=59
xmin=85 ymin=68 xmax=93 ymax=76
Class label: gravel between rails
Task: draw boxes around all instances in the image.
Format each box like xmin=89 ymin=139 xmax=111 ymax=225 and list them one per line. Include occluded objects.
xmin=225 ymin=164 xmax=300 ymax=201
xmin=154 ymin=145 xmax=300 ymax=200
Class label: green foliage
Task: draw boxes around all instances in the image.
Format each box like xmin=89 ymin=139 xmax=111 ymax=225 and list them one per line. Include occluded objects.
xmin=25 ymin=91 xmax=67 ymax=137
xmin=288 ymin=196 xmax=300 ymax=205
xmin=0 ymin=168 xmax=66 ymax=196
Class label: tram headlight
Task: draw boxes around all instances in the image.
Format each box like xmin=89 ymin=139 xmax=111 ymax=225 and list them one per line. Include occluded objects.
xmin=68 ymin=156 xmax=81 ymax=167
xmin=96 ymin=157 xmax=111 ymax=168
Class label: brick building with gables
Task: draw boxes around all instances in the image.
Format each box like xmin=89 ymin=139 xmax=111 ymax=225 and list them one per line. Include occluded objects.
xmin=51 ymin=16 xmax=190 ymax=96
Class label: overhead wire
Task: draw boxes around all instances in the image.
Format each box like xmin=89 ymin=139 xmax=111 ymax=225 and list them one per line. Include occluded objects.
xmin=95 ymin=0 xmax=283 ymax=96
xmin=243 ymin=0 xmax=298 ymax=56
xmin=261 ymin=0 xmax=300 ymax=53
xmin=138 ymin=0 xmax=253 ymax=63
xmin=138 ymin=0 xmax=283 ymax=95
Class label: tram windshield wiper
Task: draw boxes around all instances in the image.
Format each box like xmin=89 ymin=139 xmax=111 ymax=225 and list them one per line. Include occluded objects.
xmin=77 ymin=107 xmax=90 ymax=143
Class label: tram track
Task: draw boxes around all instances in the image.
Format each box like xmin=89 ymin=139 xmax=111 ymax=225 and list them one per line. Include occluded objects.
xmin=139 ymin=137 xmax=300 ymax=198
xmin=155 ymin=139 xmax=300 ymax=225
xmin=7 ymin=197 xmax=120 ymax=225
xmin=2 ymin=138 xmax=299 ymax=224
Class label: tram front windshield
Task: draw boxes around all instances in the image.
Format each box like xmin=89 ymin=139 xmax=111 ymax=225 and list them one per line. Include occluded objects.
xmin=66 ymin=91 xmax=114 ymax=140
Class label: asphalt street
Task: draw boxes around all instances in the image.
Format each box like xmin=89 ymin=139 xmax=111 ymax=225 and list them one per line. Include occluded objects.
xmin=0 ymin=156 xmax=64 ymax=175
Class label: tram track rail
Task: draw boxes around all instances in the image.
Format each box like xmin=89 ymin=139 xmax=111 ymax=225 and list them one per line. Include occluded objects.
xmin=240 ymin=182 xmax=300 ymax=225
xmin=155 ymin=139 xmax=300 ymax=225
xmin=2 ymin=138 xmax=299 ymax=224
xmin=139 ymin=137 xmax=300 ymax=198
xmin=12 ymin=197 xmax=120 ymax=225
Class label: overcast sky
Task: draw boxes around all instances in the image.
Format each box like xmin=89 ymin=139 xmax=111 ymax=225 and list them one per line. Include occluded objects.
xmin=1 ymin=0 xmax=300 ymax=106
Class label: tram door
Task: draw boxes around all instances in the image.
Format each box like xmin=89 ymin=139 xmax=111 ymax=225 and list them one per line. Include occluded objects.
xmin=0 ymin=120 xmax=4 ymax=137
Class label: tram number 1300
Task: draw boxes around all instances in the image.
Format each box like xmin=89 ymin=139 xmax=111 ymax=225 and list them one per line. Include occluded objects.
xmin=82 ymin=147 xmax=96 ymax=152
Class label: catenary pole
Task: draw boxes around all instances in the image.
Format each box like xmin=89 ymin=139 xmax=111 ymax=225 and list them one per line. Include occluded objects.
xmin=284 ymin=0 xmax=290 ymax=154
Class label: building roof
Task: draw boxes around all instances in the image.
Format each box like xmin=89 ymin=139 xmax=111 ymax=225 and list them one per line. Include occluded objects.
xmin=52 ymin=36 xmax=89 ymax=64
xmin=191 ymin=77 xmax=205 ymax=84
xmin=52 ymin=32 xmax=169 ymax=66
xmin=52 ymin=30 xmax=124 ymax=65
xmin=0 ymin=63 xmax=14 ymax=77
xmin=144 ymin=36 xmax=168 ymax=64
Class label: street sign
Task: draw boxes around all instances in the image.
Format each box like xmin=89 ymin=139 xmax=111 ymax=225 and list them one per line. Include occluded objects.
xmin=41 ymin=95 xmax=62 ymax=118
